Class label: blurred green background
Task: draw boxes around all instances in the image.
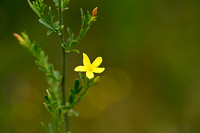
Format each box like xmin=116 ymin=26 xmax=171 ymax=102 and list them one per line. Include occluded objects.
xmin=1 ymin=0 xmax=200 ymax=133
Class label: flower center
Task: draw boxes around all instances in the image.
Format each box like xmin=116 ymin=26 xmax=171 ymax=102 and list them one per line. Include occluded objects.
xmin=88 ymin=66 xmax=93 ymax=72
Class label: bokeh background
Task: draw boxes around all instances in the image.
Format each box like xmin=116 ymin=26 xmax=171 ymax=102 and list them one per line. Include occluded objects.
xmin=1 ymin=0 xmax=200 ymax=133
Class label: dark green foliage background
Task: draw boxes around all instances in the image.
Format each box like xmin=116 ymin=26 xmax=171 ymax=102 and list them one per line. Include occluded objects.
xmin=1 ymin=0 xmax=200 ymax=133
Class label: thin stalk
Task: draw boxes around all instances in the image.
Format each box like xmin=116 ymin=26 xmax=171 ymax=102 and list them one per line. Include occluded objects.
xmin=79 ymin=72 xmax=85 ymax=87
xmin=58 ymin=0 xmax=70 ymax=132
xmin=55 ymin=117 xmax=59 ymax=133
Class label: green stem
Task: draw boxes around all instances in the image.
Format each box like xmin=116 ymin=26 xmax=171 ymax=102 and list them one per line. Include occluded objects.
xmin=71 ymin=72 xmax=90 ymax=106
xmin=58 ymin=0 xmax=70 ymax=132
xmin=55 ymin=117 xmax=59 ymax=133
xmin=79 ymin=72 xmax=85 ymax=87
xmin=74 ymin=87 xmax=89 ymax=106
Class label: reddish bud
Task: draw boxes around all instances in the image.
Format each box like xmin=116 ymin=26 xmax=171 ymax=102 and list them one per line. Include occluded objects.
xmin=92 ymin=7 xmax=98 ymax=17
xmin=13 ymin=33 xmax=26 ymax=46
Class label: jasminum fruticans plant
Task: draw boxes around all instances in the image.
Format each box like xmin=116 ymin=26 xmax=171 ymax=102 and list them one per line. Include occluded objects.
xmin=13 ymin=0 xmax=104 ymax=133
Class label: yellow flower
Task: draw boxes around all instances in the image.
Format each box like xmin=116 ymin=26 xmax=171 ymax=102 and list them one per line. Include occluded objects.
xmin=74 ymin=53 xmax=105 ymax=79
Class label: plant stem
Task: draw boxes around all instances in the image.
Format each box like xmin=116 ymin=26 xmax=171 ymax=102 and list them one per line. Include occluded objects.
xmin=58 ymin=0 xmax=70 ymax=132
xmin=55 ymin=117 xmax=59 ymax=133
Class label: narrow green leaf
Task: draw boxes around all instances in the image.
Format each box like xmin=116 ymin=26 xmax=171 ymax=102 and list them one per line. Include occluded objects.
xmin=69 ymin=94 xmax=75 ymax=104
xmin=70 ymin=49 xmax=80 ymax=54
xmin=52 ymin=101 xmax=58 ymax=106
xmin=80 ymin=8 xmax=86 ymax=27
xmin=48 ymin=6 xmax=52 ymax=20
xmin=46 ymin=89 xmax=52 ymax=98
xmin=74 ymin=79 xmax=80 ymax=92
xmin=31 ymin=42 xmax=40 ymax=57
xmin=28 ymin=0 xmax=41 ymax=17
xmin=41 ymin=122 xmax=49 ymax=133
xmin=77 ymin=86 xmax=83 ymax=94
xmin=67 ymin=27 xmax=73 ymax=37
xmin=21 ymin=32 xmax=31 ymax=45
xmin=48 ymin=123 xmax=53 ymax=133
xmin=44 ymin=94 xmax=50 ymax=103
xmin=35 ymin=60 xmax=46 ymax=72
xmin=82 ymin=75 xmax=89 ymax=87
xmin=40 ymin=3 xmax=46 ymax=13
xmin=61 ymin=105 xmax=70 ymax=111
xmin=53 ymin=70 xmax=61 ymax=81
xmin=53 ymin=0 xmax=58 ymax=6
xmin=61 ymin=43 xmax=68 ymax=50
xmin=69 ymin=109 xmax=79 ymax=117
xmin=86 ymin=10 xmax=91 ymax=22
xmin=39 ymin=19 xmax=52 ymax=29
xmin=70 ymin=40 xmax=78 ymax=47
xmin=48 ymin=64 xmax=54 ymax=73
xmin=47 ymin=30 xmax=54 ymax=36
xmin=62 ymin=0 xmax=69 ymax=10
xmin=54 ymin=21 xmax=59 ymax=28
xmin=47 ymin=105 xmax=53 ymax=113
xmin=59 ymin=25 xmax=64 ymax=31
xmin=69 ymin=88 xmax=75 ymax=94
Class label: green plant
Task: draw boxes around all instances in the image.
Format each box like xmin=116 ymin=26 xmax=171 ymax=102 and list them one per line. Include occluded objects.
xmin=13 ymin=0 xmax=105 ymax=133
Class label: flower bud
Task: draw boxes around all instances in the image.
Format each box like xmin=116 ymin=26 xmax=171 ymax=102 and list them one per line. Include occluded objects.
xmin=92 ymin=7 xmax=97 ymax=17
xmin=92 ymin=76 xmax=100 ymax=86
xmin=13 ymin=33 xmax=26 ymax=46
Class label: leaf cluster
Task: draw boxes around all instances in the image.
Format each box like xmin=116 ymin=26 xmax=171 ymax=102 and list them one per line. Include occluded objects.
xmin=62 ymin=8 xmax=97 ymax=53
xmin=62 ymin=74 xmax=100 ymax=115
xmin=20 ymin=32 xmax=62 ymax=99
xmin=28 ymin=0 xmax=64 ymax=35
xmin=19 ymin=32 xmax=62 ymax=132
xmin=43 ymin=90 xmax=63 ymax=133
xmin=28 ymin=0 xmax=97 ymax=54
xmin=53 ymin=0 xmax=69 ymax=11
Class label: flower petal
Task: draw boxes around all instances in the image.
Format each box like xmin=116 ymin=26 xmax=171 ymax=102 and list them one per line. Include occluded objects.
xmin=91 ymin=57 xmax=102 ymax=68
xmin=74 ymin=66 xmax=87 ymax=72
xmin=86 ymin=71 xmax=94 ymax=79
xmin=93 ymin=67 xmax=105 ymax=73
xmin=83 ymin=53 xmax=91 ymax=68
